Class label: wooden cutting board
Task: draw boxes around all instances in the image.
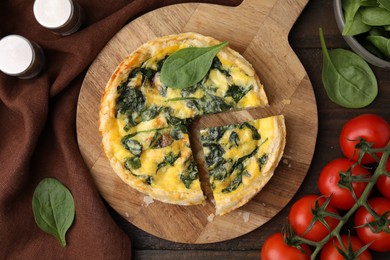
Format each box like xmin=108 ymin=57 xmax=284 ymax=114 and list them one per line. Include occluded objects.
xmin=76 ymin=0 xmax=317 ymax=244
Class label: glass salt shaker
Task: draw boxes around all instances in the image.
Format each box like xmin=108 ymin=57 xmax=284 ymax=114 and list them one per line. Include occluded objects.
xmin=0 ymin=35 xmax=45 ymax=79
xmin=33 ymin=0 xmax=84 ymax=36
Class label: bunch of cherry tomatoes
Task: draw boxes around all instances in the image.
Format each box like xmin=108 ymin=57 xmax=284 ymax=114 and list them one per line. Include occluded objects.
xmin=261 ymin=114 xmax=390 ymax=259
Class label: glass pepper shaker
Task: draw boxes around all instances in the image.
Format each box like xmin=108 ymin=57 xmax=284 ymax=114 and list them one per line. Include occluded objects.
xmin=0 ymin=35 xmax=45 ymax=79
xmin=33 ymin=0 xmax=84 ymax=36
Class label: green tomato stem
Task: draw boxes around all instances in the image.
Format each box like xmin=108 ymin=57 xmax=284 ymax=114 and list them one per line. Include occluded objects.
xmin=309 ymin=145 xmax=390 ymax=259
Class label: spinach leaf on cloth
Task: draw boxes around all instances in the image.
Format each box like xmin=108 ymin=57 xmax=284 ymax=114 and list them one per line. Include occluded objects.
xmin=32 ymin=178 xmax=75 ymax=247
xmin=319 ymin=28 xmax=377 ymax=108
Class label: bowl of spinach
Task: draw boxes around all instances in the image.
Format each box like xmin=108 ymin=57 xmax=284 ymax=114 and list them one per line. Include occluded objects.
xmin=334 ymin=0 xmax=390 ymax=68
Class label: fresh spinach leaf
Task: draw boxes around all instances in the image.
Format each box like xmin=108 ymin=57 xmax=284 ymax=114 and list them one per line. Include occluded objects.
xmin=360 ymin=0 xmax=379 ymax=6
xmin=362 ymin=40 xmax=386 ymax=58
xmin=368 ymin=27 xmax=390 ymax=37
xmin=156 ymin=151 xmax=181 ymax=173
xmin=121 ymin=137 xmax=143 ymax=156
xmin=160 ymin=42 xmax=229 ymax=89
xmin=124 ymin=157 xmax=141 ymax=170
xmin=366 ymin=35 xmax=390 ymax=58
xmin=361 ymin=7 xmax=390 ymax=26
xmin=342 ymin=0 xmax=371 ymax=36
xmin=180 ymin=159 xmax=198 ymax=188
xmin=379 ymin=0 xmax=390 ymax=11
xmin=319 ymin=28 xmax=377 ymax=108
xmin=32 ymin=178 xmax=75 ymax=247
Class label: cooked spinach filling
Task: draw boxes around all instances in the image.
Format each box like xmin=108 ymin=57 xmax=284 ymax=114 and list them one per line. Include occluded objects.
xmin=200 ymin=126 xmax=228 ymax=143
xmin=115 ymin=53 xmax=256 ymax=190
xmin=156 ymin=151 xmax=181 ymax=174
xmin=202 ymin=123 xmax=269 ymax=193
xmin=116 ymin=86 xmax=145 ymax=119
xmin=180 ymin=159 xmax=199 ymax=189
xmin=257 ymin=154 xmax=268 ymax=170
xmin=121 ymin=138 xmax=142 ymax=156
xmin=225 ymin=85 xmax=253 ymax=103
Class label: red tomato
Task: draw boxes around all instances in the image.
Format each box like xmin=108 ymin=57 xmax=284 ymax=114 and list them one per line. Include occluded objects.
xmin=377 ymin=159 xmax=390 ymax=199
xmin=340 ymin=114 xmax=390 ymax=164
xmin=261 ymin=233 xmax=311 ymax=260
xmin=320 ymin=235 xmax=372 ymax=260
xmin=318 ymin=158 xmax=371 ymax=210
xmin=355 ymin=197 xmax=390 ymax=252
xmin=288 ymin=195 xmax=339 ymax=242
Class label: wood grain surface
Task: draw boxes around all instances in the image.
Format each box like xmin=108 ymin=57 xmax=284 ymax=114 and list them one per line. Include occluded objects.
xmin=76 ymin=0 xmax=317 ymax=244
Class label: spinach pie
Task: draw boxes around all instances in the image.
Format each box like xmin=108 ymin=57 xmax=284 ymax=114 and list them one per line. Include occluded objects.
xmin=99 ymin=32 xmax=280 ymax=210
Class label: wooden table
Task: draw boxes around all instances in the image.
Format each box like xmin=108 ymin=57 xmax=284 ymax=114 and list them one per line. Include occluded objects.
xmin=104 ymin=0 xmax=390 ymax=258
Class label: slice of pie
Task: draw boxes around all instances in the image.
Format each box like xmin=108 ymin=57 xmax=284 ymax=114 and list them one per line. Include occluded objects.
xmin=200 ymin=115 xmax=286 ymax=215
xmin=99 ymin=32 xmax=269 ymax=206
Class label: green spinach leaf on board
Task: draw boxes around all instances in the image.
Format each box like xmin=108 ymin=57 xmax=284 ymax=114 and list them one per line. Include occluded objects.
xmin=160 ymin=42 xmax=228 ymax=89
xmin=32 ymin=178 xmax=75 ymax=247
xmin=342 ymin=0 xmax=371 ymax=36
xmin=319 ymin=28 xmax=377 ymax=108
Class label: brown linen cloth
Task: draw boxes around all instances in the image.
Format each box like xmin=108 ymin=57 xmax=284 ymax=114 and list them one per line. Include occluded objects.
xmin=0 ymin=0 xmax=241 ymax=258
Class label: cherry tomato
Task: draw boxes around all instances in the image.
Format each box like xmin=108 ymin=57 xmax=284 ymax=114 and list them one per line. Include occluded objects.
xmin=261 ymin=233 xmax=311 ymax=260
xmin=376 ymin=159 xmax=390 ymax=199
xmin=318 ymin=158 xmax=371 ymax=210
xmin=320 ymin=235 xmax=372 ymax=260
xmin=340 ymin=114 xmax=390 ymax=164
xmin=288 ymin=195 xmax=339 ymax=242
xmin=355 ymin=197 xmax=390 ymax=252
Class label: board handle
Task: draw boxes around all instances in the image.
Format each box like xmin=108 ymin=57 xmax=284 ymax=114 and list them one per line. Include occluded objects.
xmin=238 ymin=0 xmax=309 ymax=32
